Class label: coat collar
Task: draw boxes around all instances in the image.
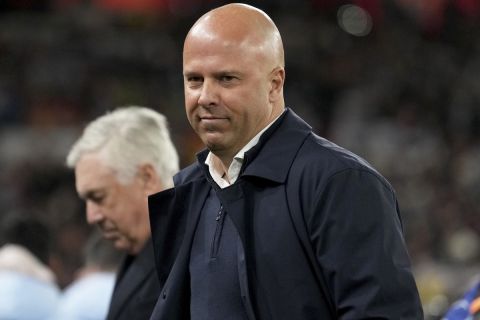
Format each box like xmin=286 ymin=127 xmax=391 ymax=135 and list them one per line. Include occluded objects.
xmin=195 ymin=108 xmax=312 ymax=184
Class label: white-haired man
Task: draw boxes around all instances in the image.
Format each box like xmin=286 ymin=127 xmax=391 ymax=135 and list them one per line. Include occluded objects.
xmin=66 ymin=106 xmax=179 ymax=320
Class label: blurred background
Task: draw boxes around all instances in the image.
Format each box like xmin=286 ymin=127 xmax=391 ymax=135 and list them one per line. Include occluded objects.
xmin=0 ymin=0 xmax=479 ymax=318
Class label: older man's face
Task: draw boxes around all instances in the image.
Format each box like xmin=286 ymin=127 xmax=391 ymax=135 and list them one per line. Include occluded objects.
xmin=75 ymin=152 xmax=150 ymax=255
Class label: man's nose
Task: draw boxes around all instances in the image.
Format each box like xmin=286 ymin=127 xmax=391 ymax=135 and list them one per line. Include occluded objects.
xmin=197 ymin=79 xmax=219 ymax=107
xmin=86 ymin=201 xmax=103 ymax=225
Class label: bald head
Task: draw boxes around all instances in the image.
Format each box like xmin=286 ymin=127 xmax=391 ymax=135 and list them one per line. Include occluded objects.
xmin=184 ymin=3 xmax=284 ymax=70
xmin=183 ymin=3 xmax=286 ymax=166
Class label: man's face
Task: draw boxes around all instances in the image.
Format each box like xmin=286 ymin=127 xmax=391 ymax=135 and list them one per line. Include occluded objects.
xmin=74 ymin=152 xmax=150 ymax=255
xmin=183 ymin=32 xmax=275 ymax=161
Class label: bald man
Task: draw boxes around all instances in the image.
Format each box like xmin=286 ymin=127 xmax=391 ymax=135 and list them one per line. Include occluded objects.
xmin=148 ymin=3 xmax=423 ymax=319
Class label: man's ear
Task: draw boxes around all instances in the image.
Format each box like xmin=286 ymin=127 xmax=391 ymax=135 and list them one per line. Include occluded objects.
xmin=269 ymin=67 xmax=285 ymax=103
xmin=138 ymin=163 xmax=162 ymax=195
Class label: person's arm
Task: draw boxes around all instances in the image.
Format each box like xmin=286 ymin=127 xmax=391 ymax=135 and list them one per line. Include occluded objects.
xmin=308 ymin=168 xmax=424 ymax=319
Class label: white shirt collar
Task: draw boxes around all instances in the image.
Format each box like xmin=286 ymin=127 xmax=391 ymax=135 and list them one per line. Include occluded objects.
xmin=205 ymin=113 xmax=282 ymax=188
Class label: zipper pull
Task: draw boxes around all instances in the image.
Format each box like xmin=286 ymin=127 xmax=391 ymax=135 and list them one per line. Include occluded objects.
xmin=216 ymin=205 xmax=223 ymax=221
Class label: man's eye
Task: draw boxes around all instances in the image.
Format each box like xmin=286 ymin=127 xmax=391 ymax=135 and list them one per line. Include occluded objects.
xmin=90 ymin=195 xmax=105 ymax=204
xmin=220 ymin=75 xmax=235 ymax=82
xmin=187 ymin=76 xmax=203 ymax=83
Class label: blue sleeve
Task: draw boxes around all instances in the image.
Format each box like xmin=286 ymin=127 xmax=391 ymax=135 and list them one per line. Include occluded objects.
xmin=443 ymin=280 xmax=480 ymax=320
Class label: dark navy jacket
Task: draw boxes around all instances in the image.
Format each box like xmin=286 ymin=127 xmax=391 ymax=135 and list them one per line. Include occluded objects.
xmin=107 ymin=240 xmax=160 ymax=320
xmin=148 ymin=108 xmax=424 ymax=319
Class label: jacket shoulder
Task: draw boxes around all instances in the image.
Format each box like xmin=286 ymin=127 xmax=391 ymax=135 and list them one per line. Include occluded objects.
xmin=294 ymin=133 xmax=393 ymax=190
xmin=173 ymin=162 xmax=204 ymax=186
xmin=306 ymin=134 xmax=381 ymax=176
xmin=305 ymin=134 xmax=373 ymax=170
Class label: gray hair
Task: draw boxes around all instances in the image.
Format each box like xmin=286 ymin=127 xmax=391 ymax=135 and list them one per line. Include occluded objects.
xmin=66 ymin=106 xmax=179 ymax=187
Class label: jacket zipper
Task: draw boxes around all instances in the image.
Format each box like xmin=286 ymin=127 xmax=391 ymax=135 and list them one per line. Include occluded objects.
xmin=210 ymin=204 xmax=225 ymax=258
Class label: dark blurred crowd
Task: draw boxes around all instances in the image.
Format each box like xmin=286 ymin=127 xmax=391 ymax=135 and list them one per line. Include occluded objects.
xmin=0 ymin=0 xmax=479 ymax=318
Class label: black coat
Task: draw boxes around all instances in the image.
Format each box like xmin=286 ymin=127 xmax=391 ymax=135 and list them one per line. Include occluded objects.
xmin=148 ymin=109 xmax=424 ymax=319
xmin=107 ymin=239 xmax=160 ymax=320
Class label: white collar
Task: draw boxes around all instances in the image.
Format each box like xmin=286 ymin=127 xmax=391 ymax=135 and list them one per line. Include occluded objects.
xmin=205 ymin=113 xmax=282 ymax=188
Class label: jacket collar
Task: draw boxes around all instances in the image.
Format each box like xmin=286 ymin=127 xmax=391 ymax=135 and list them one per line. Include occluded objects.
xmin=195 ymin=108 xmax=312 ymax=184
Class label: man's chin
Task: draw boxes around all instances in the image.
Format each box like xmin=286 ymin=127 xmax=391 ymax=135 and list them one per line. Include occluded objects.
xmin=205 ymin=141 xmax=229 ymax=155
xmin=112 ymin=239 xmax=131 ymax=252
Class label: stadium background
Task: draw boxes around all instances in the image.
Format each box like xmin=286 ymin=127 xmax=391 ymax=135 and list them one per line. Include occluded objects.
xmin=0 ymin=0 xmax=479 ymax=318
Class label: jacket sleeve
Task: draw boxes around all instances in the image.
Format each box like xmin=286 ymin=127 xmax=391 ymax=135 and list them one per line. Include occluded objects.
xmin=307 ymin=168 xmax=423 ymax=319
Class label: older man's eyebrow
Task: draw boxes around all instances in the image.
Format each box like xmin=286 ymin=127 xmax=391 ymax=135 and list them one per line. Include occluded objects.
xmin=79 ymin=189 xmax=103 ymax=201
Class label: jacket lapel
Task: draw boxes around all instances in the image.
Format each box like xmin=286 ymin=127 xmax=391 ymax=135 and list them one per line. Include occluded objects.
xmin=148 ymin=179 xmax=211 ymax=319
xmin=108 ymin=240 xmax=156 ymax=319
xmin=149 ymin=178 xmax=210 ymax=285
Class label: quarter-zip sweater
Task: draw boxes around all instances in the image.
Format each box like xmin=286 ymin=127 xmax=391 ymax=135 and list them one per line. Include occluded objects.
xmin=189 ymin=186 xmax=248 ymax=320
xmin=189 ymin=113 xmax=283 ymax=319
